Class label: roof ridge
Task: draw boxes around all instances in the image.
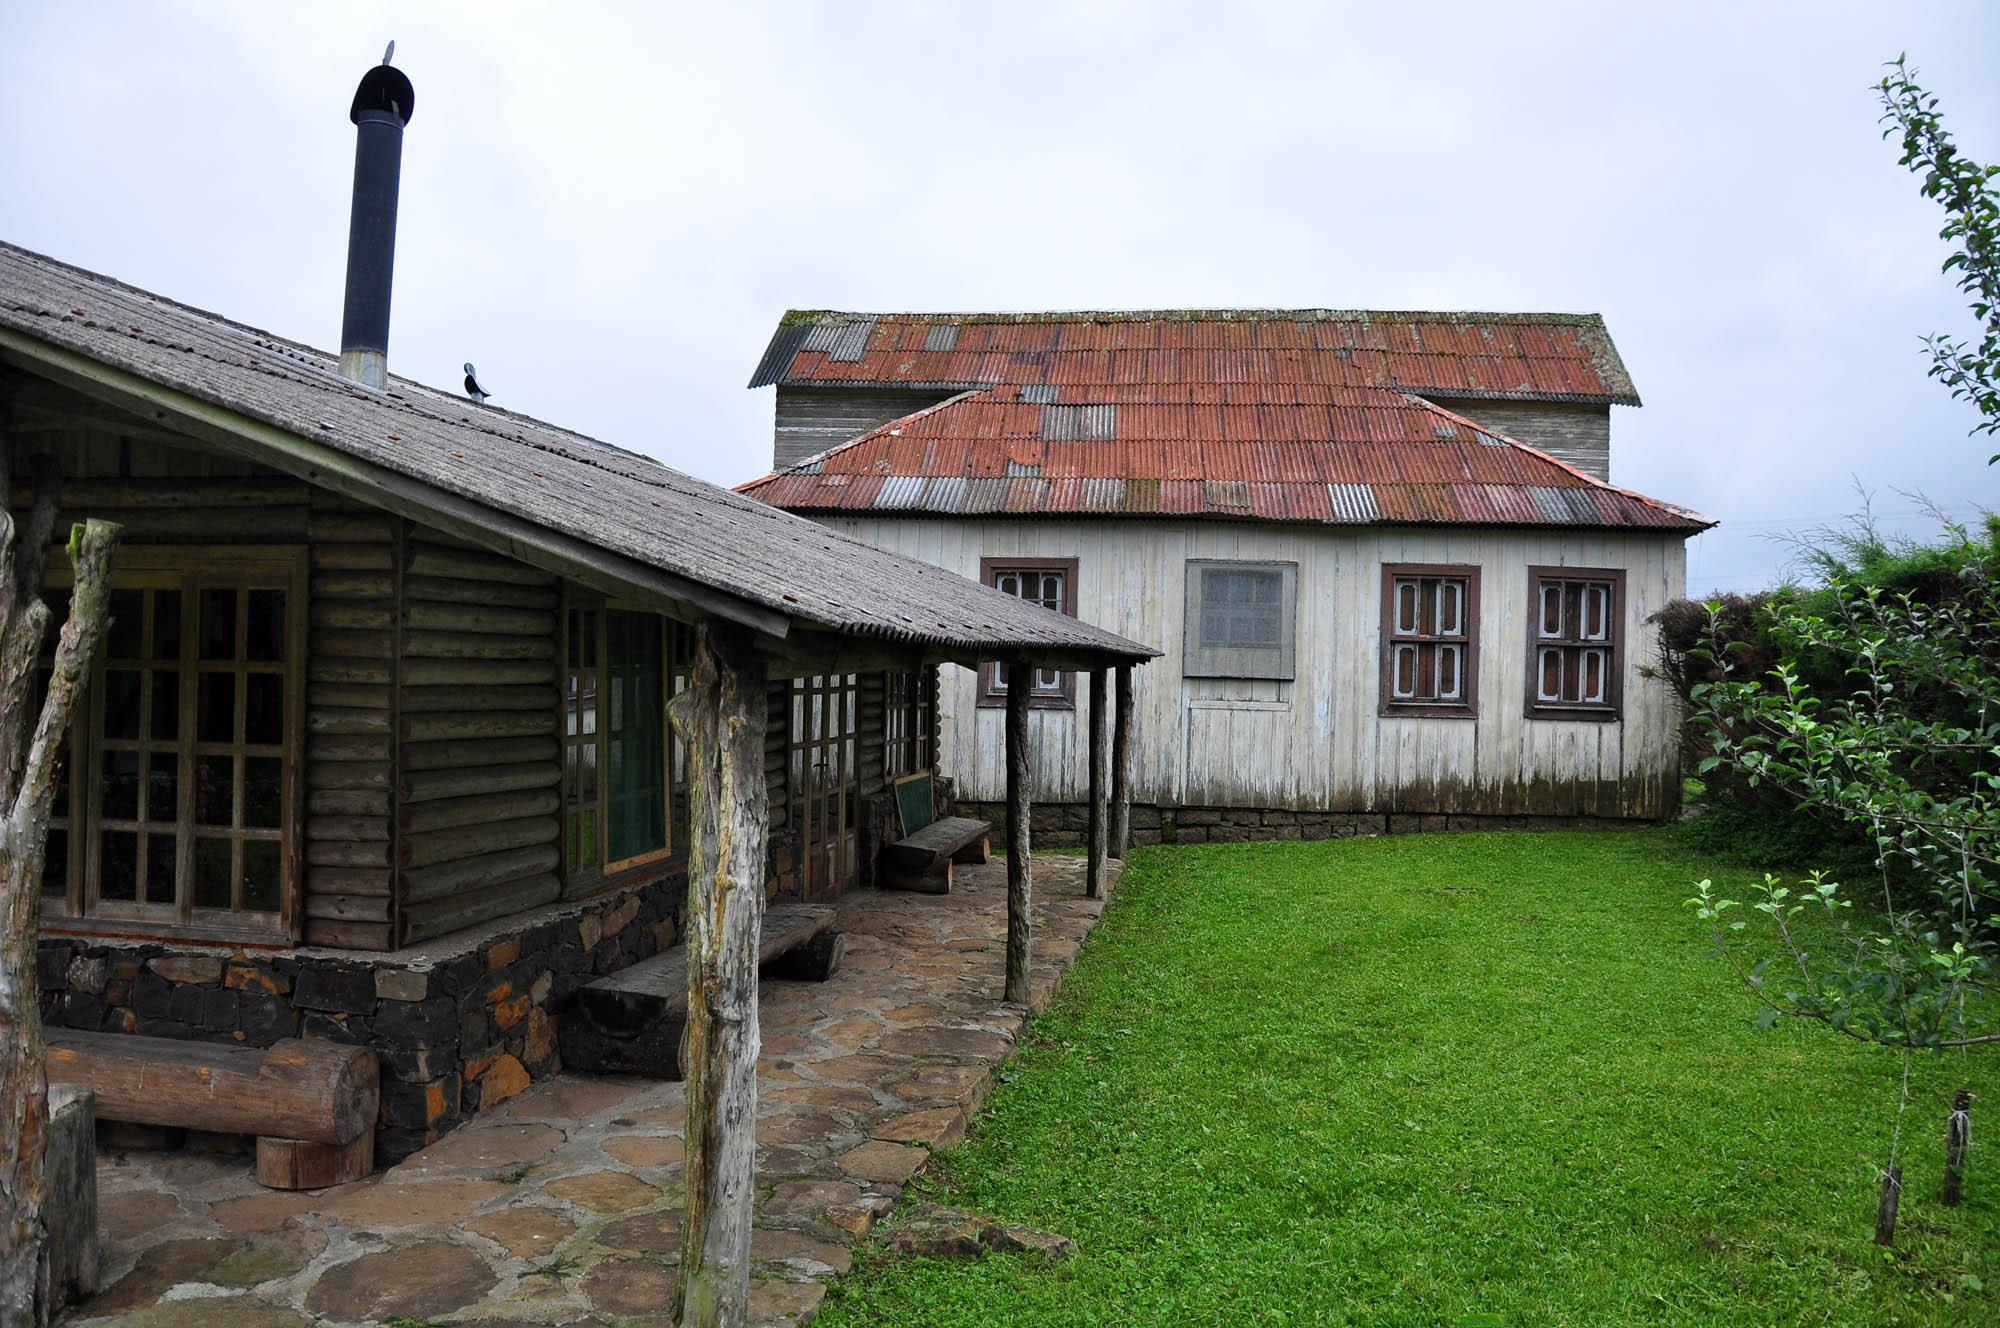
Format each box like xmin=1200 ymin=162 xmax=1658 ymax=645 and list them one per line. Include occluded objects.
xmin=779 ymin=307 xmax=1613 ymax=327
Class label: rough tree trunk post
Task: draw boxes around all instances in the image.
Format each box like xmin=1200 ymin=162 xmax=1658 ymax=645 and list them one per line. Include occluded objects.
xmin=1004 ymin=659 xmax=1033 ymax=1005
xmin=1085 ymin=667 xmax=1110 ymax=899
xmin=670 ymin=620 xmax=769 ymax=1328
xmin=2 ymin=501 xmax=119 ymax=1327
xmin=1943 ymin=1089 xmax=1972 ymax=1206
xmin=1110 ymin=663 xmax=1133 ymax=861
xmin=1874 ymin=1165 xmax=1903 ymax=1247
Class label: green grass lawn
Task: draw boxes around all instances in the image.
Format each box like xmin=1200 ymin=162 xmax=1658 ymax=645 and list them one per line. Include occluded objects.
xmin=817 ymin=830 xmax=1999 ymax=1328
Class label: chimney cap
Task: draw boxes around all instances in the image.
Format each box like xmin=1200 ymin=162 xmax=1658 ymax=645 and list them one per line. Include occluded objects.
xmin=350 ymin=65 xmax=415 ymax=127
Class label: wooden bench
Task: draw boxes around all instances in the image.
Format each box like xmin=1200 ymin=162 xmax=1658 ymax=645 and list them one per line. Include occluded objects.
xmin=46 ymin=1030 xmax=379 ymax=1189
xmin=880 ymin=772 xmax=990 ymax=894
xmin=558 ymin=902 xmax=843 ymax=1079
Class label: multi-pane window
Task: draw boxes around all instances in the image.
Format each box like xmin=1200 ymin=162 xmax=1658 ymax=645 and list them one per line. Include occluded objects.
xmin=1527 ymin=567 xmax=1624 ymax=719
xmin=884 ymin=669 xmax=936 ymax=780
xmin=41 ymin=552 xmax=304 ymax=938
xmin=1380 ymin=565 xmax=1479 ymax=716
xmin=979 ymin=557 xmax=1078 ymax=707
xmin=1184 ymin=560 xmax=1297 ymax=679
xmin=563 ymin=602 xmax=673 ymax=887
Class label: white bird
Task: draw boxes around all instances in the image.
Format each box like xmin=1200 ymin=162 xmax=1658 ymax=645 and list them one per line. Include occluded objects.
xmin=463 ymin=362 xmax=490 ymax=403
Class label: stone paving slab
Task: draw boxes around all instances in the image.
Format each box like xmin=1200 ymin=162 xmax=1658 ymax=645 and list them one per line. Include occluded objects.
xmin=63 ymin=855 xmax=1115 ymax=1327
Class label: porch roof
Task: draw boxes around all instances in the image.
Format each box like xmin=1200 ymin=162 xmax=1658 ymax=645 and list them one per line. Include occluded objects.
xmin=0 ymin=242 xmax=1154 ymax=669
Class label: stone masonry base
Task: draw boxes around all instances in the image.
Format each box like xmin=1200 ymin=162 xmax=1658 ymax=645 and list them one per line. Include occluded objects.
xmin=958 ymin=800 xmax=1657 ymax=848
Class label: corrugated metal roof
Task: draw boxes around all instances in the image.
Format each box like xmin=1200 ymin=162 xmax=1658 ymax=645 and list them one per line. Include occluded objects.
xmin=738 ymin=384 xmax=1711 ymax=533
xmin=0 ymin=242 xmax=1155 ymax=663
xmin=751 ymin=307 xmax=1642 ymax=405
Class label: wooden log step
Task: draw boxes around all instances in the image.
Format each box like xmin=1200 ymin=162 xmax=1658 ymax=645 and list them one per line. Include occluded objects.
xmin=400 ymin=760 xmax=560 ymax=804
xmin=402 ymin=736 xmax=558 ymax=772
xmin=303 ymin=918 xmax=393 ymax=950
xmin=401 ymin=816 xmax=558 ymax=870
xmin=308 ymin=707 xmax=393 ymax=736
xmin=257 ymin=1132 xmax=374 ymax=1190
xmin=302 ymin=892 xmax=393 ymax=923
xmin=403 ymin=843 xmax=561 ymax=904
xmin=405 ymin=602 xmax=556 ymax=637
xmin=401 ymin=657 xmax=556 ymax=687
xmin=401 ymin=710 xmax=556 ymax=744
xmin=401 ymin=684 xmax=556 ymax=714
xmin=307 ymin=760 xmax=393 ymax=792
xmin=307 ymin=788 xmax=392 ymax=818
xmin=400 ymin=787 xmax=561 ymax=834
xmin=401 ymin=630 xmax=556 ymax=662
xmin=400 ymin=872 xmax=561 ymax=944
xmin=403 ymin=575 xmax=559 ymax=610
xmin=45 ymin=1032 xmax=378 ymax=1147
xmin=404 ymin=544 xmax=557 ymax=587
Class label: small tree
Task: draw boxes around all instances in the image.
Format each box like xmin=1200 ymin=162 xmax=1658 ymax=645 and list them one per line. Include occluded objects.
xmin=0 ymin=400 xmax=120 ymax=1325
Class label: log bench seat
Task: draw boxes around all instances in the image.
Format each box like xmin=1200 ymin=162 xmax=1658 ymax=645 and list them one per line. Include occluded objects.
xmin=45 ymin=1030 xmax=380 ymax=1190
xmin=879 ymin=815 xmax=991 ymax=893
xmin=558 ymin=902 xmax=843 ymax=1079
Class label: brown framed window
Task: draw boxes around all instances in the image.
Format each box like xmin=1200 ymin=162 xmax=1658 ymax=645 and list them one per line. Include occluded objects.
xmin=979 ymin=557 xmax=1078 ymax=708
xmin=1380 ymin=564 xmax=1479 ymax=717
xmin=40 ymin=548 xmax=307 ymax=941
xmin=1525 ymin=566 xmax=1625 ymax=720
xmin=562 ymin=597 xmax=676 ymax=891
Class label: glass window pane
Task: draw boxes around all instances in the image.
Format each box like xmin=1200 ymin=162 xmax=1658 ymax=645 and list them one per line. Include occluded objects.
xmin=245 ymin=589 xmax=285 ymax=662
xmin=99 ymin=830 xmax=137 ymax=902
xmin=200 ymin=589 xmax=237 ymax=660
xmin=196 ymin=755 xmax=234 ymax=825
xmin=103 ymin=669 xmax=143 ymax=740
xmin=144 ymin=833 xmax=176 ymax=905
xmin=151 ymin=671 xmax=180 ymax=740
xmin=107 ymin=589 xmax=143 ymax=660
xmin=146 ymin=752 xmax=178 ymax=824
xmin=243 ymin=757 xmax=282 ymax=829
xmin=242 ymin=841 xmax=281 ymax=912
xmin=101 ymin=749 xmax=139 ymax=821
xmin=154 ymin=590 xmax=181 ymax=661
xmin=244 ymin=673 xmax=284 ymax=745
xmin=198 ymin=672 xmax=236 ymax=743
xmin=41 ymin=828 xmax=66 ymax=897
xmin=195 ymin=837 xmax=233 ymax=909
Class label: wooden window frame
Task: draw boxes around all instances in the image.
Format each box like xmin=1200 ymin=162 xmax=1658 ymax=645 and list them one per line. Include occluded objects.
xmin=1183 ymin=559 xmax=1298 ymax=681
xmin=40 ymin=546 xmax=308 ymax=945
xmin=978 ymin=557 xmax=1079 ymax=709
xmin=884 ymin=667 xmax=936 ymax=780
xmin=560 ymin=592 xmax=676 ymax=895
xmin=1379 ymin=564 xmax=1480 ymax=718
xmin=1524 ymin=565 xmax=1625 ymax=722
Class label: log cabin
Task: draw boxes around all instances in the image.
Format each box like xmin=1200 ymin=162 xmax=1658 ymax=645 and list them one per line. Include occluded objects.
xmin=0 ymin=249 xmax=1152 ymax=1164
xmin=741 ymin=310 xmax=1716 ymax=840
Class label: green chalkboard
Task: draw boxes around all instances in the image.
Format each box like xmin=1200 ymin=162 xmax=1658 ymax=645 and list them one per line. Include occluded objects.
xmin=894 ymin=773 xmax=935 ymax=838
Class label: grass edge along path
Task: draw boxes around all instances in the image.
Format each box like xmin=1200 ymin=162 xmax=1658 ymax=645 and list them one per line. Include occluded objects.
xmin=817 ymin=829 xmax=1998 ymax=1328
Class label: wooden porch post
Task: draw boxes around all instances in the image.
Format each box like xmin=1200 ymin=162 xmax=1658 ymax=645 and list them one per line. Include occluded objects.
xmin=1085 ymin=667 xmax=1110 ymax=899
xmin=1110 ymin=664 xmax=1134 ymax=860
xmin=672 ymin=620 xmax=768 ymax=1328
xmin=1004 ymin=658 xmax=1033 ymax=1004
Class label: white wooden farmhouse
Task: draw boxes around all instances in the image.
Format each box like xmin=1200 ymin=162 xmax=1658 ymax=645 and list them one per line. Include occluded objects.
xmin=740 ymin=310 xmax=1714 ymax=843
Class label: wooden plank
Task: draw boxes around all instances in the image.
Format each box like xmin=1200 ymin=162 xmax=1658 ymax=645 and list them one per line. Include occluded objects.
xmin=309 ymin=513 xmax=399 ymax=543
xmin=400 ymin=816 xmax=557 ymax=870
xmin=402 ymin=843 xmax=562 ymax=904
xmin=309 ymin=600 xmax=395 ymax=631
xmin=302 ymin=918 xmax=393 ymax=949
xmin=305 ymin=815 xmax=389 ymax=842
xmin=303 ymin=893 xmax=393 ymax=922
xmin=305 ymin=838 xmax=390 ymax=868
xmin=310 ymin=545 xmax=394 ymax=572
xmin=44 ymin=1032 xmax=378 ymax=1146
xmin=401 ymin=685 xmax=555 ymax=714
xmin=304 ymin=866 xmax=392 ymax=896
xmin=404 ymin=544 xmax=558 ymax=586
xmin=1005 ymin=668 xmax=1032 ymax=1004
xmin=307 ymin=734 xmax=392 ymax=763
xmin=401 ymin=630 xmax=556 ymax=661
xmin=308 ymin=707 xmax=393 ymax=736
xmin=400 ymin=787 xmax=561 ymax=834
xmin=10 ymin=478 xmax=309 ymax=507
xmin=310 ymin=571 xmax=396 ymax=599
xmin=401 ymin=710 xmax=556 ymax=743
xmin=306 ymin=760 xmax=392 ymax=791
xmin=38 ymin=506 xmax=310 ymax=541
xmin=880 ymin=817 xmax=990 ymax=880
xmin=256 ymin=1132 xmax=374 ymax=1190
xmin=400 ymin=760 xmax=560 ymax=804
xmin=309 ymin=658 xmax=393 ymax=686
xmin=307 ymin=788 xmax=392 ymax=818
xmin=582 ymin=905 xmax=835 ymax=1012
xmin=400 ymin=657 xmax=557 ymax=687
xmin=399 ymin=873 xmax=561 ymax=944
xmin=402 ymin=575 xmax=559 ymax=609
xmin=309 ymin=628 xmax=394 ymax=660
xmin=402 ymin=736 xmax=559 ymax=771
xmin=404 ymin=602 xmax=555 ymax=636
xmin=308 ymin=683 xmax=393 ymax=711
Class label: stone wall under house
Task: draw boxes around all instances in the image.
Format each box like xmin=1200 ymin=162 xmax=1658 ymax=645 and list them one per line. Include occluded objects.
xmin=959 ymin=800 xmax=1649 ymax=848
xmin=37 ymin=872 xmax=685 ymax=1165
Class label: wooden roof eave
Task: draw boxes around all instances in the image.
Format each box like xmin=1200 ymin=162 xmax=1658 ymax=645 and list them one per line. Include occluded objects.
xmin=0 ymin=328 xmax=793 ymax=640
xmin=759 ymin=624 xmax=1151 ymax=681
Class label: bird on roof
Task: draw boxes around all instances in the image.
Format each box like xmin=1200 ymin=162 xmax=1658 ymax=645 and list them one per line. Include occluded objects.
xmin=463 ymin=362 xmax=490 ymax=403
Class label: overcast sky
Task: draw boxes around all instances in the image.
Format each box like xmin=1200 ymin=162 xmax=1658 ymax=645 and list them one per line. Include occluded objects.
xmin=5 ymin=1 xmax=1996 ymax=593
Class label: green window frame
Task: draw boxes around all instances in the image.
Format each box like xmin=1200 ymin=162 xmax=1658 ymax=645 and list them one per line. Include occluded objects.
xmin=563 ymin=599 xmax=675 ymax=887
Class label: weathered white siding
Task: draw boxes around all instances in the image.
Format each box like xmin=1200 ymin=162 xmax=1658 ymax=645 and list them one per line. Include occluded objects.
xmin=1423 ymin=399 xmax=1614 ymax=482
xmin=814 ymin=517 xmax=1687 ymax=820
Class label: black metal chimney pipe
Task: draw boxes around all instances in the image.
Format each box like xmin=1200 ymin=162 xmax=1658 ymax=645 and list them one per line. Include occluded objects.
xmin=338 ymin=52 xmax=415 ymax=389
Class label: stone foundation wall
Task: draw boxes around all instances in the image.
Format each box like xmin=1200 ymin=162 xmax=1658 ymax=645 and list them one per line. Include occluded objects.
xmin=36 ymin=870 xmax=686 ymax=1165
xmin=958 ymin=801 xmax=1652 ymax=848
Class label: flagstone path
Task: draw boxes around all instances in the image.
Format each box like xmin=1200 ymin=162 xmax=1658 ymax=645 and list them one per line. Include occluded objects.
xmin=61 ymin=855 xmax=1113 ymax=1328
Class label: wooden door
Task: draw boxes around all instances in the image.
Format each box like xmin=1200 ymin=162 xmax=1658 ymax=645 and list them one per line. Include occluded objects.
xmin=789 ymin=674 xmax=859 ymax=898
